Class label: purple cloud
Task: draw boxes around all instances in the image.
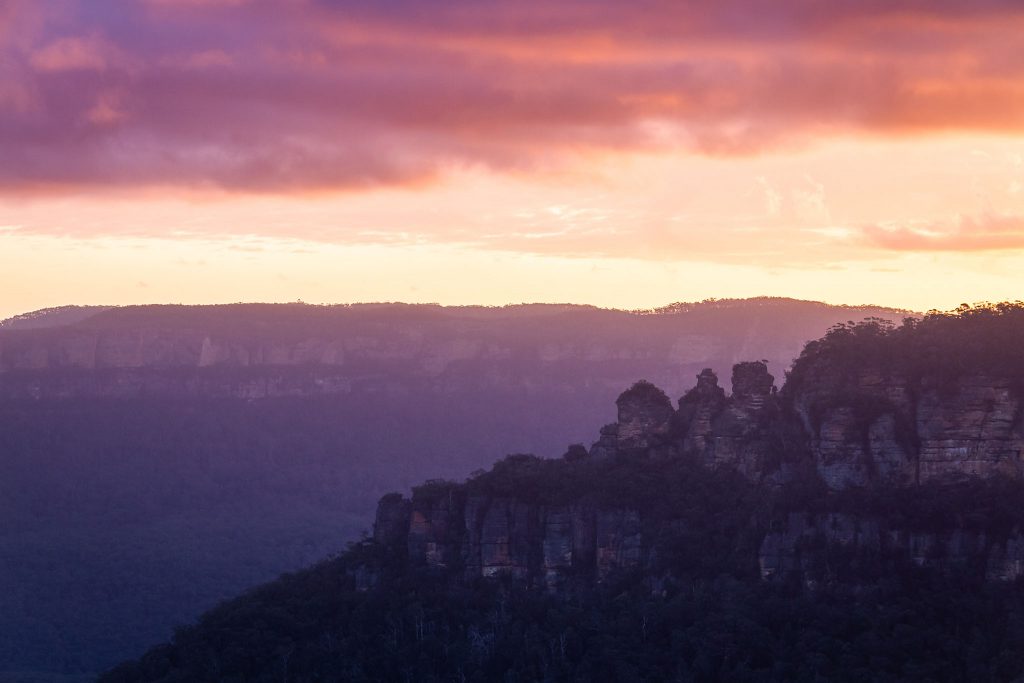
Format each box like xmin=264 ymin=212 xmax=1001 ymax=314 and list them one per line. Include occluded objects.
xmin=2 ymin=0 xmax=1024 ymax=192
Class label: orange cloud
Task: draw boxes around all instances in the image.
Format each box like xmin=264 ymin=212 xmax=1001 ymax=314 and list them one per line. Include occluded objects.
xmin=864 ymin=214 xmax=1024 ymax=251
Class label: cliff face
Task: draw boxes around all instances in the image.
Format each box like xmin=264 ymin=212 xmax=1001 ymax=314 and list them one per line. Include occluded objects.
xmin=374 ymin=346 xmax=1024 ymax=588
xmin=790 ymin=367 xmax=1024 ymax=490
xmin=758 ymin=512 xmax=1024 ymax=584
xmin=388 ymin=484 xmax=644 ymax=587
xmin=0 ymin=300 xmax=909 ymax=400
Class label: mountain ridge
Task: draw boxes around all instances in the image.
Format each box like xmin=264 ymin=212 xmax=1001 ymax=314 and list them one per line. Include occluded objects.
xmin=0 ymin=298 xmax=911 ymax=402
xmin=99 ymin=303 xmax=1024 ymax=682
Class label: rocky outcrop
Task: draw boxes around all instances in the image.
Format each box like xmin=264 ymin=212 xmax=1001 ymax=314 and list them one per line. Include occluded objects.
xmin=790 ymin=366 xmax=1024 ymax=490
xmin=579 ymin=360 xmax=1024 ymax=490
xmin=607 ymin=363 xmax=781 ymax=479
xmin=595 ymin=509 xmax=643 ymax=580
xmin=463 ymin=497 xmax=537 ymax=579
xmin=676 ymin=368 xmax=726 ymax=454
xmin=589 ymin=424 xmax=619 ymax=460
xmin=730 ymin=361 xmax=775 ymax=412
xmin=373 ymin=493 xmax=412 ymax=549
xmin=614 ymin=381 xmax=674 ymax=452
xmin=916 ymin=376 xmax=1024 ymax=482
xmin=376 ymin=353 xmax=1024 ymax=591
xmin=700 ymin=363 xmax=778 ymax=478
xmin=407 ymin=484 xmax=466 ymax=569
xmin=759 ymin=512 xmax=1024 ymax=584
xmin=377 ymin=489 xmax=644 ymax=588
xmin=539 ymin=506 xmax=606 ymax=586
xmin=758 ymin=513 xmax=882 ymax=582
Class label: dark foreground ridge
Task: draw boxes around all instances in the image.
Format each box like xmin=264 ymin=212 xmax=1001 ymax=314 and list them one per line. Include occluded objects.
xmin=104 ymin=303 xmax=1024 ymax=681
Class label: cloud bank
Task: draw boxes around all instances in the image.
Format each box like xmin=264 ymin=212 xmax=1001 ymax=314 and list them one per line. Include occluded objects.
xmin=864 ymin=214 xmax=1024 ymax=252
xmin=2 ymin=0 xmax=1024 ymax=192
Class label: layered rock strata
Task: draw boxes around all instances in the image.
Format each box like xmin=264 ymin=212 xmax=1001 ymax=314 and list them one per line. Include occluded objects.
xmin=375 ymin=360 xmax=1024 ymax=588
xmin=373 ymin=479 xmax=645 ymax=588
xmin=759 ymin=512 xmax=1024 ymax=583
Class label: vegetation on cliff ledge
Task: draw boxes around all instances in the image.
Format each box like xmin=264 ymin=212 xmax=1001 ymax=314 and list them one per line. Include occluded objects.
xmin=785 ymin=301 xmax=1024 ymax=395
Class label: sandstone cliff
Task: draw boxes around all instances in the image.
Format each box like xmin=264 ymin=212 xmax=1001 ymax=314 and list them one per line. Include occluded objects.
xmin=758 ymin=511 xmax=1024 ymax=584
xmin=373 ymin=306 xmax=1024 ymax=589
xmin=374 ymin=475 xmax=646 ymax=588
xmin=788 ymin=362 xmax=1024 ymax=490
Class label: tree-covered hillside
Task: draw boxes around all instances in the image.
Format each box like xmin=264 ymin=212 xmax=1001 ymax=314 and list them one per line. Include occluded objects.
xmin=100 ymin=450 xmax=1024 ymax=682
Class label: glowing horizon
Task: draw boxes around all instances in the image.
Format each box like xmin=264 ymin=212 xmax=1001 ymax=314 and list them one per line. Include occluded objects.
xmin=2 ymin=0 xmax=1023 ymax=319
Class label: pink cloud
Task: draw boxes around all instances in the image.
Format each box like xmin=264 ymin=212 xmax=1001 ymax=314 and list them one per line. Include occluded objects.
xmin=29 ymin=35 xmax=111 ymax=72
xmin=2 ymin=0 xmax=1024 ymax=192
xmin=178 ymin=49 xmax=234 ymax=68
xmin=86 ymin=91 xmax=128 ymax=124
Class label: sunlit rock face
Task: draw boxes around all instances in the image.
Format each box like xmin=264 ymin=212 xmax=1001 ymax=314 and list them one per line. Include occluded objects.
xmin=702 ymin=362 xmax=778 ymax=478
xmin=676 ymin=368 xmax=726 ymax=455
xmin=787 ymin=364 xmax=1024 ymax=490
xmin=730 ymin=361 xmax=774 ymax=412
xmin=614 ymin=381 xmax=674 ymax=453
xmin=916 ymin=376 xmax=1024 ymax=482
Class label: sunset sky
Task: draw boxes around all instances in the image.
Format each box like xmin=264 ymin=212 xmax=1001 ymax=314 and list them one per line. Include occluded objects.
xmin=2 ymin=0 xmax=1024 ymax=319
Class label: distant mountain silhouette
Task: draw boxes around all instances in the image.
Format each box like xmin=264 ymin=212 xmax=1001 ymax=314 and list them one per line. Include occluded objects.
xmin=0 ymin=305 xmax=113 ymax=330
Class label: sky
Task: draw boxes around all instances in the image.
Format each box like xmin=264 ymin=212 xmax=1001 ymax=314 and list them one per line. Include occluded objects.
xmin=2 ymin=0 xmax=1024 ymax=319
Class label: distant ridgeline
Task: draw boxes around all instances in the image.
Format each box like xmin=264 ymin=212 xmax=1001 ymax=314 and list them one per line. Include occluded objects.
xmin=4 ymin=297 xmax=931 ymax=680
xmin=0 ymin=298 xmax=910 ymax=400
xmin=103 ymin=304 xmax=1024 ymax=682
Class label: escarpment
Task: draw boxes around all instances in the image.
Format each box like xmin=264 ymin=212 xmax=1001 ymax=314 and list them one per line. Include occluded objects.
xmin=759 ymin=510 xmax=1024 ymax=584
xmin=787 ymin=356 xmax=1024 ymax=490
xmin=373 ymin=308 xmax=1024 ymax=588
xmin=99 ymin=306 xmax=1024 ymax=682
xmin=0 ymin=299 xmax=909 ymax=400
xmin=374 ymin=477 xmax=646 ymax=588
